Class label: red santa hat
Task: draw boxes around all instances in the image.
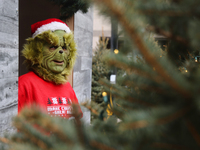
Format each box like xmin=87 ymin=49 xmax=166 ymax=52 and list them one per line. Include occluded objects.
xmin=31 ymin=18 xmax=71 ymax=38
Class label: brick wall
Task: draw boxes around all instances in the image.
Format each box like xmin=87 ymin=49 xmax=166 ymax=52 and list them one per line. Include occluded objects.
xmin=0 ymin=0 xmax=18 ymax=136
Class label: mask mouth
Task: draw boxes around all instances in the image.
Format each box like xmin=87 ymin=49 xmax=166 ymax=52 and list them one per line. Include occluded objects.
xmin=53 ymin=60 xmax=64 ymax=65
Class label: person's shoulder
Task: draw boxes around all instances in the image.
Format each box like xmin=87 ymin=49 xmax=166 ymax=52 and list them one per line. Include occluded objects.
xmin=63 ymin=82 xmax=73 ymax=88
xmin=19 ymin=71 xmax=39 ymax=83
xmin=62 ymin=82 xmax=75 ymax=92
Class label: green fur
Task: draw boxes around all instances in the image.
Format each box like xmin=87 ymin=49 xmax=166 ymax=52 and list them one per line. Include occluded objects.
xmin=22 ymin=30 xmax=77 ymax=84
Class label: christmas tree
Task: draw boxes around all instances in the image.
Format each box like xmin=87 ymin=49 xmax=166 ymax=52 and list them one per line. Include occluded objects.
xmin=92 ymin=36 xmax=111 ymax=104
xmin=1 ymin=0 xmax=200 ymax=149
xmin=91 ymin=35 xmax=112 ymax=121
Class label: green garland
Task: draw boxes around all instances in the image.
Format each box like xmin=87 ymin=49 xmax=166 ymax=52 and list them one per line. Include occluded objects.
xmin=47 ymin=0 xmax=90 ymax=19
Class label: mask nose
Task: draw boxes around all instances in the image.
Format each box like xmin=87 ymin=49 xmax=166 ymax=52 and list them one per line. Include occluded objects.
xmin=59 ymin=50 xmax=63 ymax=54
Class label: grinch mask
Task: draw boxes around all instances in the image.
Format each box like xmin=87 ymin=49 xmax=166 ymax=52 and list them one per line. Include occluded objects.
xmin=22 ymin=30 xmax=77 ymax=84
xmin=42 ymin=30 xmax=69 ymax=73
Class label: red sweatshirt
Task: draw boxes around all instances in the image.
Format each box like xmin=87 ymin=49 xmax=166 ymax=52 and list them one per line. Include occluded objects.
xmin=18 ymin=71 xmax=83 ymax=119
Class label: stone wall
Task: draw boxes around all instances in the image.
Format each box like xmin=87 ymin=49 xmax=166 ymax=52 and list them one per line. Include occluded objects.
xmin=0 ymin=0 xmax=18 ymax=136
xmin=73 ymin=7 xmax=93 ymax=125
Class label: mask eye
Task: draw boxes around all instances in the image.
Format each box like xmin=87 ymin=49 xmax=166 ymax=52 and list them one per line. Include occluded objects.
xmin=62 ymin=46 xmax=67 ymax=51
xmin=49 ymin=46 xmax=58 ymax=50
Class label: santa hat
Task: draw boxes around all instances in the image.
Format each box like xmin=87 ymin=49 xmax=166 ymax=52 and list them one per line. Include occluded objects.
xmin=31 ymin=18 xmax=71 ymax=38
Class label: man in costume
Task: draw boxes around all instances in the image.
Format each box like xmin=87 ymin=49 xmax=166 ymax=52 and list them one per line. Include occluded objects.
xmin=18 ymin=18 xmax=83 ymax=119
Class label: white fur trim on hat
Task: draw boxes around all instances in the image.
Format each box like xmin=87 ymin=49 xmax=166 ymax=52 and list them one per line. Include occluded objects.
xmin=32 ymin=21 xmax=71 ymax=38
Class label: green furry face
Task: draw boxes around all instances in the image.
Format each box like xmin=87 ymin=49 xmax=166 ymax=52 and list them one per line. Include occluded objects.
xmin=42 ymin=30 xmax=69 ymax=73
xmin=22 ymin=30 xmax=77 ymax=84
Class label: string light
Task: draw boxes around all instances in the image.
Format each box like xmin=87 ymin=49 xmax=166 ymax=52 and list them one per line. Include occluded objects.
xmin=195 ymin=56 xmax=200 ymax=62
xmin=102 ymin=92 xmax=108 ymax=103
xmin=102 ymin=92 xmax=107 ymax=96
xmin=114 ymin=49 xmax=119 ymax=54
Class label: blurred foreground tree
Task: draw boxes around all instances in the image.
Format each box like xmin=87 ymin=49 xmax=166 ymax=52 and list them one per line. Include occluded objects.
xmin=1 ymin=0 xmax=200 ymax=149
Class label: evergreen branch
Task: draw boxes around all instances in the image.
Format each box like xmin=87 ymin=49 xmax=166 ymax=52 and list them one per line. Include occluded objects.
xmin=120 ymin=106 xmax=190 ymax=130
xmin=93 ymin=0 xmax=191 ymax=98
xmin=185 ymin=118 xmax=200 ymax=147
xmin=146 ymin=25 xmax=189 ymax=45
xmin=125 ymin=96 xmax=154 ymax=107
xmin=112 ymin=105 xmax=125 ymax=118
xmin=99 ymin=79 xmax=154 ymax=107
xmin=123 ymin=0 xmax=135 ymax=8
xmin=107 ymin=59 xmax=163 ymax=84
xmin=15 ymin=108 xmax=74 ymax=145
xmin=0 ymin=137 xmax=10 ymax=144
xmin=81 ymin=102 xmax=99 ymax=115
xmin=114 ymin=98 xmax=148 ymax=110
xmin=138 ymin=84 xmax=169 ymax=95
xmin=120 ymin=80 xmax=170 ymax=97
xmin=73 ymin=104 xmax=87 ymax=147
xmin=156 ymin=106 xmax=191 ymax=125
xmin=138 ymin=8 xmax=200 ymax=19
xmin=43 ymin=123 xmax=73 ymax=145
xmin=90 ymin=140 xmax=118 ymax=150
xmin=116 ymin=74 xmax=171 ymax=97
xmin=139 ymin=10 xmax=189 ymax=17
xmin=13 ymin=119 xmax=52 ymax=150
xmin=28 ymin=135 xmax=49 ymax=150
xmin=152 ymin=142 xmax=191 ymax=150
xmin=120 ymin=120 xmax=148 ymax=130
